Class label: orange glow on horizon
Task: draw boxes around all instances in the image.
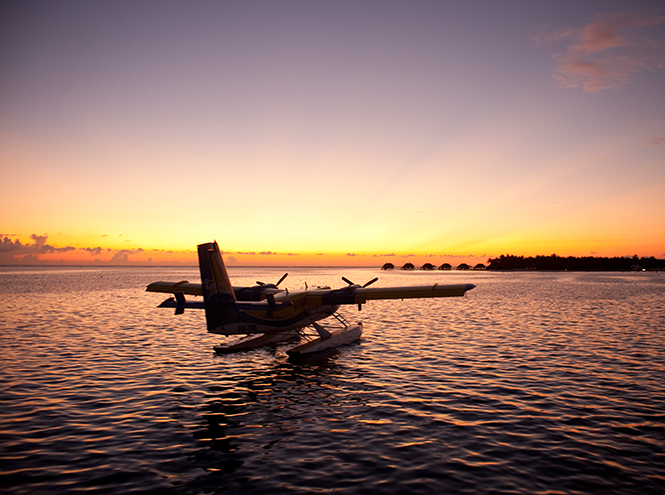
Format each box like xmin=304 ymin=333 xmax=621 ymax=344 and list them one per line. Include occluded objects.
xmin=1 ymin=231 xmax=662 ymax=267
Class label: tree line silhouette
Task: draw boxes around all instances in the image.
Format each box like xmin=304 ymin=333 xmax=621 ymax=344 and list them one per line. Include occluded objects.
xmin=486 ymin=254 xmax=665 ymax=271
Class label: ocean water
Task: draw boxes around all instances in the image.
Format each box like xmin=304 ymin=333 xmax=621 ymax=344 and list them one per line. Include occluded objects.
xmin=1 ymin=266 xmax=663 ymax=494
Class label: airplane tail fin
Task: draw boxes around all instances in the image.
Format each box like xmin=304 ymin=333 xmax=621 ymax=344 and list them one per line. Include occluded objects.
xmin=198 ymin=241 xmax=238 ymax=331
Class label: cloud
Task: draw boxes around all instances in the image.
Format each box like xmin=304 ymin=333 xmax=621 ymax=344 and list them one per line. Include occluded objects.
xmin=41 ymin=245 xmax=76 ymax=254
xmin=81 ymin=247 xmax=104 ymax=256
xmin=537 ymin=11 xmax=665 ymax=92
xmin=30 ymin=234 xmax=48 ymax=247
xmin=0 ymin=236 xmax=25 ymax=253
xmin=0 ymin=234 xmax=151 ymax=264
xmin=237 ymin=250 xmax=300 ymax=256
xmin=108 ymin=248 xmax=143 ymax=264
xmin=0 ymin=234 xmax=72 ymax=264
xmin=0 ymin=234 xmax=75 ymax=255
xmin=110 ymin=251 xmax=131 ymax=264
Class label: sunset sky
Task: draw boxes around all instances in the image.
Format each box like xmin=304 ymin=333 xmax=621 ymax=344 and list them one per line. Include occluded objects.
xmin=1 ymin=1 xmax=664 ymax=266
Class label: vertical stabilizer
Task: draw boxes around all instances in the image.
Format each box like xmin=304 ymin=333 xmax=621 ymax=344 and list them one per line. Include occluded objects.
xmin=198 ymin=241 xmax=237 ymax=331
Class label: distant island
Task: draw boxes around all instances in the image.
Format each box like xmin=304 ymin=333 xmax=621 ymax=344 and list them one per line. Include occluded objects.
xmin=382 ymin=255 xmax=665 ymax=271
xmin=486 ymin=254 xmax=665 ymax=271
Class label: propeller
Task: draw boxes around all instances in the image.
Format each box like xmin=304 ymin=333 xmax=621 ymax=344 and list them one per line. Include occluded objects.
xmin=256 ymin=273 xmax=288 ymax=287
xmin=342 ymin=276 xmax=378 ymax=311
xmin=276 ymin=272 xmax=288 ymax=286
xmin=342 ymin=276 xmax=378 ymax=288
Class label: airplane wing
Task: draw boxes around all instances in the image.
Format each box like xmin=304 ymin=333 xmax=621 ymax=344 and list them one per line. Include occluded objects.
xmin=299 ymin=283 xmax=475 ymax=306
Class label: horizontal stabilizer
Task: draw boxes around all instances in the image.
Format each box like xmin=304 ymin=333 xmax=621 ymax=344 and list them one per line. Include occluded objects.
xmin=146 ymin=281 xmax=202 ymax=296
xmin=158 ymin=297 xmax=204 ymax=309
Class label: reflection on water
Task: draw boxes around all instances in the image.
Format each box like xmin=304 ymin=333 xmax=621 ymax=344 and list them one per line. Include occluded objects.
xmin=1 ymin=267 xmax=664 ymax=494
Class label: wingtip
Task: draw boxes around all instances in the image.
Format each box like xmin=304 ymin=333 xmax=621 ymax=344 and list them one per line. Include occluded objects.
xmin=466 ymin=284 xmax=476 ymax=291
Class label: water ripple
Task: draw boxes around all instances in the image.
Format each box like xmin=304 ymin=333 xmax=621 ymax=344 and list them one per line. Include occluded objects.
xmin=1 ymin=268 xmax=664 ymax=493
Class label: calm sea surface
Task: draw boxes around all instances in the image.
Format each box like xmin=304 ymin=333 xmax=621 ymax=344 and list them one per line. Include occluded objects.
xmin=1 ymin=266 xmax=663 ymax=494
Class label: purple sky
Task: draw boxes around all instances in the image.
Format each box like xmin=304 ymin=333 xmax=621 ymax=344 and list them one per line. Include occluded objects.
xmin=1 ymin=1 xmax=664 ymax=264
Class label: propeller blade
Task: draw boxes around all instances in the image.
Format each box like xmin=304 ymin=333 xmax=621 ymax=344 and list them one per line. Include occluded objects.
xmin=276 ymin=273 xmax=288 ymax=287
xmin=363 ymin=277 xmax=378 ymax=288
xmin=256 ymin=281 xmax=265 ymax=285
xmin=342 ymin=276 xmax=354 ymax=286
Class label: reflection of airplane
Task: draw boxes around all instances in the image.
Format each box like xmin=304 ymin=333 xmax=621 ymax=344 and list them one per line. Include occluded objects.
xmin=147 ymin=242 xmax=475 ymax=356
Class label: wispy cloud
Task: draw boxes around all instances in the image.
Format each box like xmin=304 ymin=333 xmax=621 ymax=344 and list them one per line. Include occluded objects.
xmin=237 ymin=251 xmax=300 ymax=256
xmin=536 ymin=11 xmax=665 ymax=92
xmin=81 ymin=247 xmax=107 ymax=256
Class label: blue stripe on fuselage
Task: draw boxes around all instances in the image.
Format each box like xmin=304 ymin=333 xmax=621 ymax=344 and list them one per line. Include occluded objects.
xmin=207 ymin=304 xmax=340 ymax=335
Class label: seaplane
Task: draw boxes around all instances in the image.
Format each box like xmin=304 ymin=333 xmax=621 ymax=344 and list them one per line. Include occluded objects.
xmin=146 ymin=241 xmax=475 ymax=356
